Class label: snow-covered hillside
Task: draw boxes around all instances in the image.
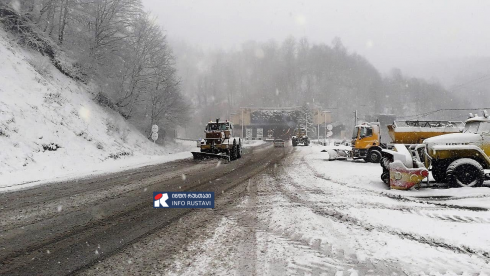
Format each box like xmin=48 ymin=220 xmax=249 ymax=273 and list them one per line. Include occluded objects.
xmin=0 ymin=28 xmax=191 ymax=190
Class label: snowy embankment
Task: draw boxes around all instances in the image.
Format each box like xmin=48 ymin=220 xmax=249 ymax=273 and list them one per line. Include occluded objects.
xmin=0 ymin=28 xmax=195 ymax=192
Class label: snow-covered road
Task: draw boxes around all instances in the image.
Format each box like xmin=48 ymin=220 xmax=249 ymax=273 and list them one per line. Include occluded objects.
xmin=152 ymin=145 xmax=490 ymax=275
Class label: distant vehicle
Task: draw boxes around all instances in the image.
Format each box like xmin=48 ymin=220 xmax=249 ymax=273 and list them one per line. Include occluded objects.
xmin=273 ymin=139 xmax=285 ymax=147
xmin=292 ymin=128 xmax=309 ymax=146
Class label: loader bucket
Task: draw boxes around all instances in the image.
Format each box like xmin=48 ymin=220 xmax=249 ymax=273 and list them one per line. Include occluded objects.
xmin=192 ymin=152 xmax=230 ymax=161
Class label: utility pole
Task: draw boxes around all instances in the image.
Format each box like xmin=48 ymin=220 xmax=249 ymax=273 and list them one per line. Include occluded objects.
xmin=317 ymin=122 xmax=320 ymax=143
xmin=241 ymin=108 xmax=244 ymax=139
xmin=317 ymin=110 xmax=320 ymax=143
xmin=354 ymin=110 xmax=358 ymax=126
xmin=324 ymin=111 xmax=327 ymax=146
xmin=305 ymin=112 xmax=308 ymax=136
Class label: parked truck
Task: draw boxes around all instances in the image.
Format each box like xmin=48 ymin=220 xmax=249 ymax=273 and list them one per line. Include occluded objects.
xmin=381 ymin=112 xmax=490 ymax=189
xmin=351 ymin=120 xmax=464 ymax=163
xmin=423 ymin=113 xmax=490 ymax=187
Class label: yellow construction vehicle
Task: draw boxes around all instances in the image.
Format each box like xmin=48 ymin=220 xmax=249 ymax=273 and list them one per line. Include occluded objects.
xmin=424 ymin=112 xmax=490 ymax=187
xmin=192 ymin=119 xmax=242 ymax=161
xmin=379 ymin=116 xmax=490 ymax=189
xmin=352 ymin=120 xmax=464 ymax=163
xmin=351 ymin=122 xmax=384 ymax=162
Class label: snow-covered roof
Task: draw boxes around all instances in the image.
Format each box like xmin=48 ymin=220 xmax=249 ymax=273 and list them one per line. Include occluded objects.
xmin=466 ymin=116 xmax=490 ymax=123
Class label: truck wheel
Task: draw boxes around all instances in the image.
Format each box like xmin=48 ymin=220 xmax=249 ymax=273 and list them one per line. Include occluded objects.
xmin=446 ymin=158 xmax=484 ymax=187
xmin=381 ymin=171 xmax=389 ymax=185
xmin=230 ymin=140 xmax=238 ymax=161
xmin=292 ymin=139 xmax=298 ymax=147
xmin=368 ymin=150 xmax=382 ymax=163
xmin=432 ymin=160 xmax=449 ymax=183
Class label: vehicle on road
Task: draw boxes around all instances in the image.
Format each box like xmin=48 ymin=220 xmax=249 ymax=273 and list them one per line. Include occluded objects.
xmin=292 ymin=128 xmax=310 ymax=146
xmin=192 ymin=119 xmax=242 ymax=161
xmin=273 ymin=139 xmax=285 ymax=147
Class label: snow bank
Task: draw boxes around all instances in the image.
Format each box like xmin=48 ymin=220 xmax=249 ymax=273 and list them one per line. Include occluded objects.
xmin=0 ymin=28 xmax=192 ymax=191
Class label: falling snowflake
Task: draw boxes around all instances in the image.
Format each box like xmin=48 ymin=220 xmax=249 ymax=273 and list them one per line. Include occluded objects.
xmin=57 ymin=205 xmax=63 ymax=212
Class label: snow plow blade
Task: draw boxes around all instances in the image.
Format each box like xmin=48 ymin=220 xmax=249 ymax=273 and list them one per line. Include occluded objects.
xmin=389 ymin=160 xmax=429 ymax=190
xmin=192 ymin=152 xmax=230 ymax=161
xmin=321 ymin=147 xmax=351 ymax=161
xmin=381 ymin=145 xmax=429 ymax=190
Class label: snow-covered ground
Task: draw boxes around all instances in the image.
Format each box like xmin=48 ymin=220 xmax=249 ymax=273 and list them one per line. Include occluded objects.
xmin=308 ymin=144 xmax=490 ymax=207
xmin=0 ymin=29 xmax=211 ymax=192
xmin=161 ymin=145 xmax=490 ymax=275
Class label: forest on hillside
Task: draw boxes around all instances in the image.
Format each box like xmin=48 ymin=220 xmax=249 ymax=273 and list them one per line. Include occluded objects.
xmin=173 ymin=37 xmax=470 ymax=134
xmin=0 ymin=0 xmax=189 ymax=138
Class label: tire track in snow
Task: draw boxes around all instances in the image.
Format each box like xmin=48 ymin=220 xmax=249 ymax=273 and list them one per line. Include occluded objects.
xmin=229 ymin=175 xmax=358 ymax=275
xmin=405 ymin=209 xmax=490 ymax=224
xmin=236 ymin=179 xmax=259 ymax=276
xmin=266 ymin=159 xmax=409 ymax=275
xmin=284 ymin=156 xmax=490 ymax=266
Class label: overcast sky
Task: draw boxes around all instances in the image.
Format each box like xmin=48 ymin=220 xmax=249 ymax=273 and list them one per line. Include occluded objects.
xmin=141 ymin=0 xmax=490 ymax=74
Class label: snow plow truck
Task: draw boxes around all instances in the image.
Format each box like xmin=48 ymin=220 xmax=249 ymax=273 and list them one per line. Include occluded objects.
xmin=292 ymin=128 xmax=310 ymax=146
xmin=423 ymin=112 xmax=490 ymax=187
xmin=381 ymin=112 xmax=490 ymax=189
xmin=192 ymin=119 xmax=242 ymax=161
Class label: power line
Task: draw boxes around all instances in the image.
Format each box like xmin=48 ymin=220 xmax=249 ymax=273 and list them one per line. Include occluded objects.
xmin=451 ymin=74 xmax=490 ymax=90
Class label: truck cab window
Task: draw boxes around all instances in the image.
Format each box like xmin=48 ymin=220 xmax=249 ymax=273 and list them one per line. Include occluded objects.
xmin=352 ymin=127 xmax=359 ymax=139
xmin=360 ymin=127 xmax=373 ymax=138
